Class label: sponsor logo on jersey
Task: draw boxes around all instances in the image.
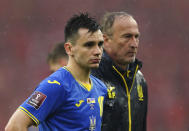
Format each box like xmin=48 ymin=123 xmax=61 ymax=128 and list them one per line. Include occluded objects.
xmin=47 ymin=80 xmax=60 ymax=85
xmin=27 ymin=91 xmax=47 ymax=109
xmin=75 ymin=100 xmax=84 ymax=107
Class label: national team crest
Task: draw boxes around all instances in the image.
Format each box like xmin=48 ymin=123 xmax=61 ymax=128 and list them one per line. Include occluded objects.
xmin=89 ymin=116 xmax=96 ymax=131
xmin=137 ymin=85 xmax=144 ymax=101
xmin=107 ymin=86 xmax=116 ymax=99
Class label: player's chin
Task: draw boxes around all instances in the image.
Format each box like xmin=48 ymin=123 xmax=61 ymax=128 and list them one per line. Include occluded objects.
xmin=90 ymin=63 xmax=100 ymax=69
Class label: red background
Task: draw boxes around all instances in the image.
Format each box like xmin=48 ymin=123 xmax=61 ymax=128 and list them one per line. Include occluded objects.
xmin=0 ymin=0 xmax=189 ymax=130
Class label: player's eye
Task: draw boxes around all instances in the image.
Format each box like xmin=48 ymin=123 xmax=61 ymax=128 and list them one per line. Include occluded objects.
xmin=84 ymin=42 xmax=94 ymax=47
xmin=98 ymin=41 xmax=104 ymax=47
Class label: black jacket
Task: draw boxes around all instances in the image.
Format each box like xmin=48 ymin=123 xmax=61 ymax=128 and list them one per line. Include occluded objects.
xmin=92 ymin=52 xmax=148 ymax=131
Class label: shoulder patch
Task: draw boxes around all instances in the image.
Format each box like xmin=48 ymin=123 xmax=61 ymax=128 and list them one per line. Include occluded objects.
xmin=27 ymin=91 xmax=47 ymax=109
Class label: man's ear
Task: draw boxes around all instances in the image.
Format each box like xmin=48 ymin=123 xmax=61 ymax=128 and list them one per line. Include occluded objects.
xmin=64 ymin=42 xmax=73 ymax=56
xmin=103 ymin=34 xmax=108 ymax=42
xmin=103 ymin=34 xmax=110 ymax=48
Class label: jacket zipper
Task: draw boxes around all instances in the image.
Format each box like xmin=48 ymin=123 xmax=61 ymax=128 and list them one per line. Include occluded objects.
xmin=112 ymin=65 xmax=138 ymax=131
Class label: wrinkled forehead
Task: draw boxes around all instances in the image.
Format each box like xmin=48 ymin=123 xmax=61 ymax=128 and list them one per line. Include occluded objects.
xmin=112 ymin=16 xmax=139 ymax=33
xmin=113 ymin=16 xmax=138 ymax=28
xmin=115 ymin=15 xmax=136 ymax=22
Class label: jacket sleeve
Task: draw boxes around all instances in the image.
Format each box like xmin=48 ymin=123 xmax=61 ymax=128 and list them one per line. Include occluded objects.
xmin=142 ymin=78 xmax=148 ymax=131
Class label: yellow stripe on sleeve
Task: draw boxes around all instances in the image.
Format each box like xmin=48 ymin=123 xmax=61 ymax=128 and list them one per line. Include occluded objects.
xmin=19 ymin=106 xmax=39 ymax=126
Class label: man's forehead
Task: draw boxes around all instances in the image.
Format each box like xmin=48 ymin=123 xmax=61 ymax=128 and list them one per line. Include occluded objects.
xmin=78 ymin=28 xmax=90 ymax=35
xmin=114 ymin=16 xmax=137 ymax=27
xmin=78 ymin=28 xmax=103 ymax=40
xmin=112 ymin=16 xmax=139 ymax=33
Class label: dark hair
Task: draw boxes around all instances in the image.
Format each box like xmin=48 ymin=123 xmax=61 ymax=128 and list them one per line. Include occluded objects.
xmin=64 ymin=13 xmax=100 ymax=43
xmin=101 ymin=11 xmax=132 ymax=36
xmin=47 ymin=42 xmax=68 ymax=63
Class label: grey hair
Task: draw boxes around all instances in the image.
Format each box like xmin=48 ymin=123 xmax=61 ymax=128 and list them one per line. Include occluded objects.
xmin=100 ymin=11 xmax=133 ymax=36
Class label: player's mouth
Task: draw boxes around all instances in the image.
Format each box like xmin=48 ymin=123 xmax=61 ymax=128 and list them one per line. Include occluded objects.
xmin=90 ymin=59 xmax=101 ymax=64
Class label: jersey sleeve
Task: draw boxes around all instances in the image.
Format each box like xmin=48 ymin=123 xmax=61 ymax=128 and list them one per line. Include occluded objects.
xmin=19 ymin=77 xmax=66 ymax=126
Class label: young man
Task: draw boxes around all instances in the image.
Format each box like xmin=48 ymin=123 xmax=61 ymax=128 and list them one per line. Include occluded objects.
xmin=92 ymin=12 xmax=148 ymax=131
xmin=5 ymin=13 xmax=107 ymax=131
xmin=47 ymin=42 xmax=68 ymax=73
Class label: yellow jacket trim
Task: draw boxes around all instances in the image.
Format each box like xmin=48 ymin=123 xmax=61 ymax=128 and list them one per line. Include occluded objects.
xmin=112 ymin=65 xmax=138 ymax=131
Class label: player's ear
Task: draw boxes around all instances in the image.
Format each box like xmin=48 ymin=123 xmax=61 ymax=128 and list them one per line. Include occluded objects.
xmin=64 ymin=42 xmax=73 ymax=56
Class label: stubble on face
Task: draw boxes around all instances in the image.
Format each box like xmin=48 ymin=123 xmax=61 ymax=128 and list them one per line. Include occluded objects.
xmin=72 ymin=29 xmax=104 ymax=69
xmin=108 ymin=16 xmax=139 ymax=69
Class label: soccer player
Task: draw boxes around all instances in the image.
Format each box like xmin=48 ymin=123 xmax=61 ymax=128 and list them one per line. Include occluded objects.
xmin=92 ymin=12 xmax=148 ymax=131
xmin=47 ymin=42 xmax=68 ymax=73
xmin=5 ymin=13 xmax=107 ymax=131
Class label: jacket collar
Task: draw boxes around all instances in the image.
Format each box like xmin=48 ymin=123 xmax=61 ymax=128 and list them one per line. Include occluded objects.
xmin=102 ymin=50 xmax=143 ymax=74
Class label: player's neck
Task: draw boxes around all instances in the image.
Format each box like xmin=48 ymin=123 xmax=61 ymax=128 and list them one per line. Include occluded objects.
xmin=66 ymin=61 xmax=90 ymax=83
